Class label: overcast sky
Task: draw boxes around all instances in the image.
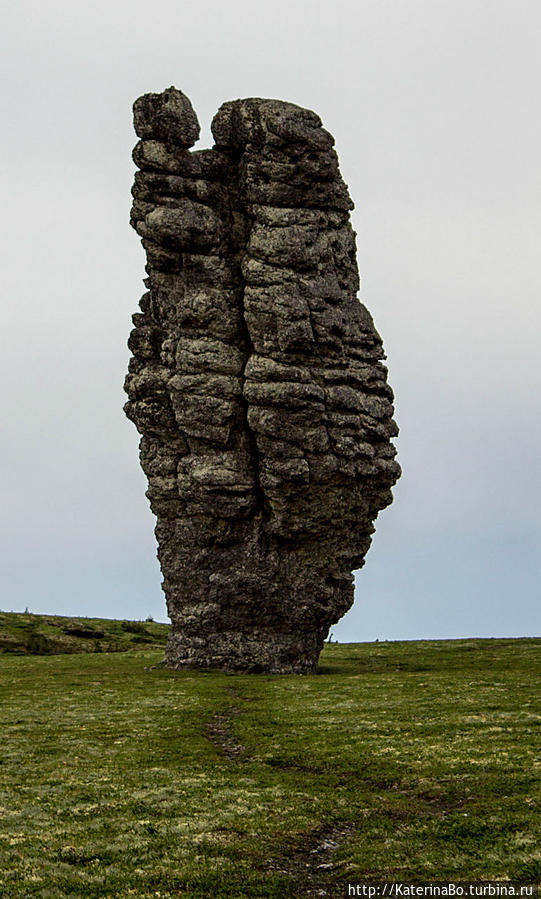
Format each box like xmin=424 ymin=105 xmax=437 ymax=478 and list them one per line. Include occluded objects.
xmin=1 ymin=0 xmax=539 ymax=640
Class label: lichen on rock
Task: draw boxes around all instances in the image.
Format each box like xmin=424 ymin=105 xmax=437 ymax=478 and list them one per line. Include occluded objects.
xmin=124 ymin=86 xmax=400 ymax=674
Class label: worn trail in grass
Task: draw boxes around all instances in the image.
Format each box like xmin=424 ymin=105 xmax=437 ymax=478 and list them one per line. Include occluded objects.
xmin=0 ymin=639 xmax=540 ymax=897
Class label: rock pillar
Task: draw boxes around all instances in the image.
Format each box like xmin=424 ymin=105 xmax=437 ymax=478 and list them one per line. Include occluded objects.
xmin=125 ymin=87 xmax=400 ymax=673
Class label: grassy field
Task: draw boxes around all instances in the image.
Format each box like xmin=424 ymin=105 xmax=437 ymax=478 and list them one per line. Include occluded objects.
xmin=0 ymin=622 xmax=539 ymax=897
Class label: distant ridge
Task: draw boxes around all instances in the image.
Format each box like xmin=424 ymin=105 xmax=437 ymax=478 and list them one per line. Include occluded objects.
xmin=0 ymin=610 xmax=169 ymax=655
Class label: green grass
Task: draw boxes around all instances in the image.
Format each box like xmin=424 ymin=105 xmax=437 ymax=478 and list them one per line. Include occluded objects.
xmin=0 ymin=611 xmax=169 ymax=655
xmin=0 ymin=634 xmax=539 ymax=896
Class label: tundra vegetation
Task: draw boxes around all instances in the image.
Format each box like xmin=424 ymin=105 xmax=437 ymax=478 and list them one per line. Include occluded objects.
xmin=0 ymin=614 xmax=539 ymax=897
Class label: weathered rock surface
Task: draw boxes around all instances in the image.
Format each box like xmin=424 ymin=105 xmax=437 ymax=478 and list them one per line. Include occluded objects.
xmin=124 ymin=86 xmax=400 ymax=673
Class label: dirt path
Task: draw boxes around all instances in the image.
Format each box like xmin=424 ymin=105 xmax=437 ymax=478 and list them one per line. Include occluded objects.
xmin=205 ymin=688 xmax=356 ymax=894
xmin=264 ymin=822 xmax=356 ymax=897
xmin=205 ymin=687 xmax=251 ymax=761
xmin=206 ymin=704 xmax=249 ymax=761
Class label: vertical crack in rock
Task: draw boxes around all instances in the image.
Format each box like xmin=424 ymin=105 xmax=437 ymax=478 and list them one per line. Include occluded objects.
xmin=238 ymin=301 xmax=268 ymax=520
xmin=124 ymin=87 xmax=401 ymax=674
xmin=225 ymin=150 xmax=268 ymax=520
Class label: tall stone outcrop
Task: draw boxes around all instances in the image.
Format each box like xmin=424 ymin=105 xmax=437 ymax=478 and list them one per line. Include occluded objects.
xmin=124 ymin=87 xmax=400 ymax=673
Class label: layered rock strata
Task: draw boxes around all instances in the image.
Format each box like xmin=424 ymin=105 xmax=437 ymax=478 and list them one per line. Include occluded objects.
xmin=124 ymin=87 xmax=400 ymax=673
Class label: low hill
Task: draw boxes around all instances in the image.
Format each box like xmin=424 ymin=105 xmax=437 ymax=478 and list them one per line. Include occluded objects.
xmin=0 ymin=610 xmax=169 ymax=655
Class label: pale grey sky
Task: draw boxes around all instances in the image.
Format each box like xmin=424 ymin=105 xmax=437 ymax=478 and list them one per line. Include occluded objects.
xmin=1 ymin=0 xmax=539 ymax=639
